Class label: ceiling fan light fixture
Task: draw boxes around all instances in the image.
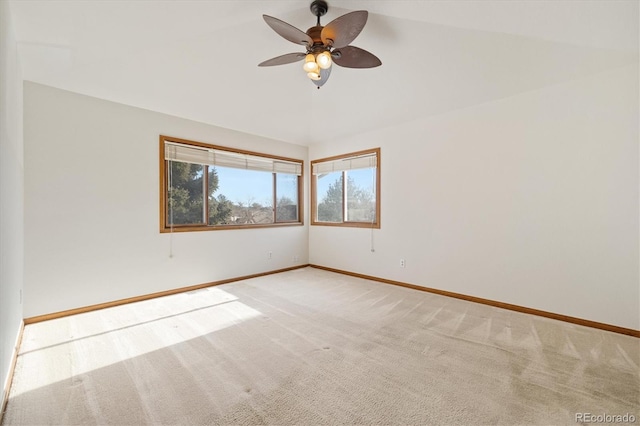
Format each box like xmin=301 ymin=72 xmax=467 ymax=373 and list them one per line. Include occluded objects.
xmin=307 ymin=71 xmax=321 ymax=80
xmin=316 ymin=51 xmax=332 ymax=69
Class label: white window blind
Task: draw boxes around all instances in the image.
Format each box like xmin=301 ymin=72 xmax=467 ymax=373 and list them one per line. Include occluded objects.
xmin=165 ymin=141 xmax=302 ymax=175
xmin=312 ymin=152 xmax=377 ymax=175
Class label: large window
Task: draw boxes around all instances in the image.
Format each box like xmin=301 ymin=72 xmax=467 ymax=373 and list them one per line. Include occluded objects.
xmin=160 ymin=136 xmax=303 ymax=232
xmin=311 ymin=148 xmax=380 ymax=228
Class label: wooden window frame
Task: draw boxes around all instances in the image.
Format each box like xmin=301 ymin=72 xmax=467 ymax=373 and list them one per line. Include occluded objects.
xmin=159 ymin=135 xmax=303 ymax=233
xmin=310 ymin=148 xmax=380 ymax=228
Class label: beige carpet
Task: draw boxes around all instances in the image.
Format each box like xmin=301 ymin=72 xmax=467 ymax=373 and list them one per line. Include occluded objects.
xmin=2 ymin=267 xmax=639 ymax=425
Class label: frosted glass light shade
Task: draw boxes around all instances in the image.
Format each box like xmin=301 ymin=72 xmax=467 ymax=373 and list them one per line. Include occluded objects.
xmin=316 ymin=51 xmax=332 ymax=69
xmin=303 ymin=54 xmax=319 ymax=73
xmin=307 ymin=71 xmax=321 ymax=80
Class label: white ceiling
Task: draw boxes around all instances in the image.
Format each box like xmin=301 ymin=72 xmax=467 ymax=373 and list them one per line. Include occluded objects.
xmin=8 ymin=0 xmax=639 ymax=146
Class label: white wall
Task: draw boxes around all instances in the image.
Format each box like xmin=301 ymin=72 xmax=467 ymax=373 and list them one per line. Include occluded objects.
xmin=23 ymin=83 xmax=308 ymax=318
xmin=309 ymin=64 xmax=639 ymax=330
xmin=0 ymin=0 xmax=24 ymax=405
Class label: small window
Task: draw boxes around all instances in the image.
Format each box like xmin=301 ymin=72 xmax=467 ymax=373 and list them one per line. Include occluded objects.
xmin=160 ymin=136 xmax=303 ymax=232
xmin=311 ymin=148 xmax=380 ymax=228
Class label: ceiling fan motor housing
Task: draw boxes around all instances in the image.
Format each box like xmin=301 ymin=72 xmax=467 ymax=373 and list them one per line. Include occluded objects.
xmin=306 ymin=26 xmax=327 ymax=49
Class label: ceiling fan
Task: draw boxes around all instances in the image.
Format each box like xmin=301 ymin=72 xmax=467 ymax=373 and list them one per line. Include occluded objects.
xmin=258 ymin=0 xmax=381 ymax=88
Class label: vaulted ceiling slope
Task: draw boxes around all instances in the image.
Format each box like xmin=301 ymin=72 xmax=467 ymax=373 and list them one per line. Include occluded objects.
xmin=8 ymin=0 xmax=639 ymax=145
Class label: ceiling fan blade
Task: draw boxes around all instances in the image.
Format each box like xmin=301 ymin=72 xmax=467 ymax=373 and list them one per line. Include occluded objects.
xmin=332 ymin=46 xmax=381 ymax=68
xmin=263 ymin=15 xmax=313 ymax=46
xmin=321 ymin=10 xmax=368 ymax=48
xmin=258 ymin=52 xmax=306 ymax=67
xmin=312 ymin=65 xmax=331 ymax=88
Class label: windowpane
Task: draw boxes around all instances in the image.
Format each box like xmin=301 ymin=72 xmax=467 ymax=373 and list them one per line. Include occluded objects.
xmin=160 ymin=136 xmax=303 ymax=232
xmin=276 ymin=173 xmax=299 ymax=222
xmin=207 ymin=166 xmax=233 ymax=225
xmin=215 ymin=166 xmax=274 ymax=225
xmin=311 ymin=148 xmax=379 ymax=228
xmin=346 ymin=168 xmax=376 ymax=222
xmin=316 ymin=171 xmax=343 ymax=222
xmin=167 ymin=162 xmax=205 ymax=225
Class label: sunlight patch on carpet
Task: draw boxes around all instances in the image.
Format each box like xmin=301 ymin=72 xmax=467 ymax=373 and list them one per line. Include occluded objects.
xmin=12 ymin=287 xmax=261 ymax=397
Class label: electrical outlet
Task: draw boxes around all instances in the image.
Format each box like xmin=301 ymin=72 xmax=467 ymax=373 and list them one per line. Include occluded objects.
xmin=293 ymin=255 xmax=300 ymax=262
xmin=400 ymin=259 xmax=406 ymax=268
